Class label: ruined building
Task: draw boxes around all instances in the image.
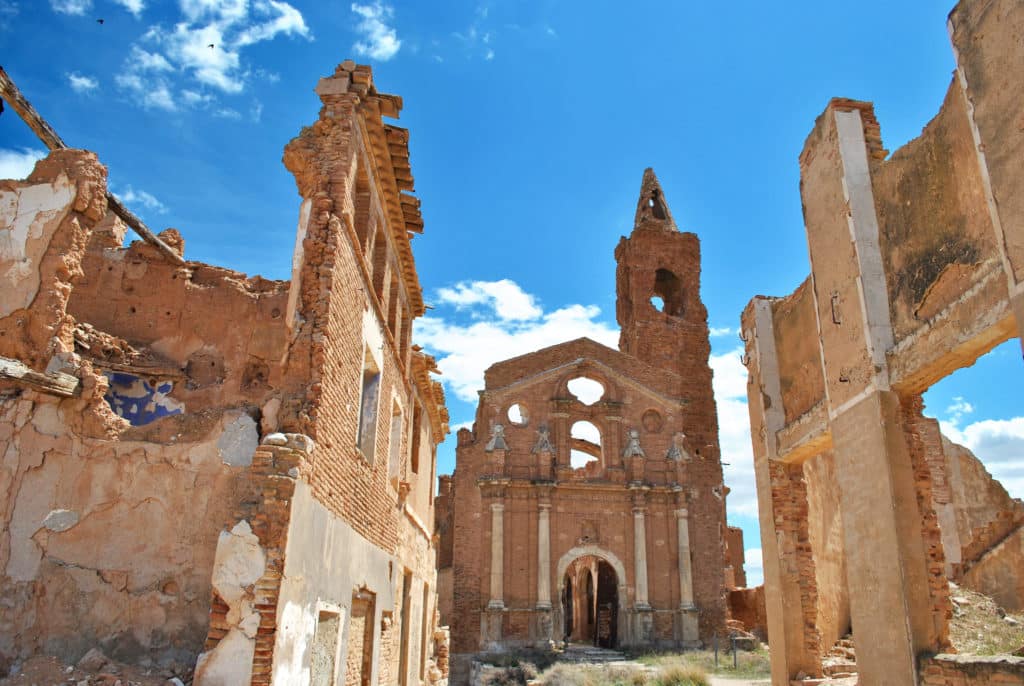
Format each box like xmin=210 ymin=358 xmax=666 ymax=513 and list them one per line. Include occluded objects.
xmin=740 ymin=0 xmax=1024 ymax=684
xmin=0 ymin=62 xmax=450 ymax=686
xmin=437 ymin=171 xmax=738 ymax=671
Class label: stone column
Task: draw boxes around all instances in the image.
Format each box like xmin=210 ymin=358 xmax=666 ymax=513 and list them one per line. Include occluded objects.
xmin=632 ymin=492 xmax=650 ymax=609
xmin=488 ymin=502 xmax=505 ymax=610
xmin=675 ymin=506 xmax=699 ymax=644
xmin=537 ymin=503 xmax=552 ymax=609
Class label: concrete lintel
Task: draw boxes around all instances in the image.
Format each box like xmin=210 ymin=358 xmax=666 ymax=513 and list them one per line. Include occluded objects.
xmin=834 ymin=108 xmax=895 ymax=389
xmin=752 ymin=299 xmax=785 ymax=457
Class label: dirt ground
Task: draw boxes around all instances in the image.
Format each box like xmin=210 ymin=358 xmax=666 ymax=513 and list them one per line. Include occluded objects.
xmin=1 ymin=655 xmax=189 ymax=686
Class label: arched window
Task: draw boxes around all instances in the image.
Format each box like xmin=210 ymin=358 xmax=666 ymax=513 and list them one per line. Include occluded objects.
xmin=570 ymin=420 xmax=602 ymax=469
xmin=652 ymin=268 xmax=685 ymax=317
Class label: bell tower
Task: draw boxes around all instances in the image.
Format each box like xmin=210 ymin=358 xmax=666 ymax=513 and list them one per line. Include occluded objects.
xmin=615 ymin=168 xmax=711 ymax=375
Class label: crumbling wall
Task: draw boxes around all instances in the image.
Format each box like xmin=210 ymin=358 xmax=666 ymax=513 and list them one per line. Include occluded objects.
xmin=740 ymin=1 xmax=1024 ymax=683
xmin=0 ymin=374 xmax=253 ymax=669
xmin=919 ymin=654 xmax=1024 ymax=685
xmin=872 ymin=82 xmax=998 ymax=341
xmin=0 ymin=151 xmax=255 ymax=669
xmin=773 ymin=279 xmax=824 ymax=425
xmin=3 ymin=62 xmax=450 ymax=686
xmin=727 ymin=587 xmax=767 ymax=641
xmin=724 ymin=526 xmax=747 ymax=589
xmin=0 ymin=150 xmax=106 ymax=371
xmin=962 ymin=527 xmax=1024 ymax=612
xmin=802 ymin=451 xmax=849 ymax=653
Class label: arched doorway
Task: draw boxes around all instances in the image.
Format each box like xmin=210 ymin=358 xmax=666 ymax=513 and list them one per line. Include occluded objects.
xmin=561 ymin=555 xmax=618 ymax=648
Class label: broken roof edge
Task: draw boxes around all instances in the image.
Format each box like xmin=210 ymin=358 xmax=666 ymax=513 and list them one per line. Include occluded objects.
xmin=315 ymin=61 xmax=428 ymax=318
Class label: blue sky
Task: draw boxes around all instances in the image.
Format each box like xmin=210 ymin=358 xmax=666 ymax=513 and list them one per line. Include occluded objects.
xmin=2 ymin=0 xmax=1022 ymax=586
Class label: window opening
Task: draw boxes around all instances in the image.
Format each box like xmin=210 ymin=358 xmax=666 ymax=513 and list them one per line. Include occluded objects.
xmin=570 ymin=420 xmax=601 ymax=469
xmin=410 ymin=404 xmax=422 ymax=474
xmin=388 ymin=402 xmax=402 ymax=481
xmin=567 ymin=377 xmax=604 ymax=406
xmin=652 ymin=268 xmax=685 ymax=316
xmin=357 ymin=350 xmax=381 ymax=463
xmin=311 ymin=609 xmax=342 ymax=686
xmin=507 ymin=403 xmax=528 ymax=426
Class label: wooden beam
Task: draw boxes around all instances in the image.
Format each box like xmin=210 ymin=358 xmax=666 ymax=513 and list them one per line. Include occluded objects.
xmin=0 ymin=355 xmax=79 ymax=397
xmin=0 ymin=66 xmax=185 ymax=267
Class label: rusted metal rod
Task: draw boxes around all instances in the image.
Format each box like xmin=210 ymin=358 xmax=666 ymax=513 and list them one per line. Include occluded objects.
xmin=0 ymin=65 xmax=186 ymax=266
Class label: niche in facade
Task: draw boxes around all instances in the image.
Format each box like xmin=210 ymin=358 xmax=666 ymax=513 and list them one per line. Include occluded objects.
xmin=568 ymin=377 xmax=604 ymax=406
xmin=652 ymin=268 xmax=685 ymax=317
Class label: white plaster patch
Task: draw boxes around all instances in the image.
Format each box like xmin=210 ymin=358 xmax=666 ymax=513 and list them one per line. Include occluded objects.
xmin=30 ymin=403 xmax=63 ymax=438
xmin=261 ymin=397 xmax=281 ymax=434
xmin=211 ymin=520 xmax=266 ymax=611
xmin=42 ymin=509 xmax=79 ymax=532
xmin=217 ymin=413 xmax=258 ymax=467
xmin=0 ymin=175 xmax=75 ymax=317
xmin=271 ymin=600 xmax=315 ymax=686
xmin=286 ymin=198 xmax=312 ymax=341
xmin=194 ymin=628 xmax=256 ymax=686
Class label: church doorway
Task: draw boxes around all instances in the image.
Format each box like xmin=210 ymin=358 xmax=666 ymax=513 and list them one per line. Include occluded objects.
xmin=561 ymin=555 xmax=618 ymax=648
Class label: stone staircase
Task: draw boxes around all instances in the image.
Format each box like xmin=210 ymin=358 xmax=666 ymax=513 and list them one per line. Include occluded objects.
xmin=821 ymin=636 xmax=857 ymax=679
xmin=557 ymin=644 xmax=630 ymax=664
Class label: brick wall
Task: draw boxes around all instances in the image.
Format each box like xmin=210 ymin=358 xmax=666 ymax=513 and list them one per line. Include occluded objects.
xmin=919 ymin=654 xmax=1024 ymax=685
xmin=768 ymin=459 xmax=822 ymax=670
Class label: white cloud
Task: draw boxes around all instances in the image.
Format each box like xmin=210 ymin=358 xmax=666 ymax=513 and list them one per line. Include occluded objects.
xmin=416 ymin=281 xmax=618 ymax=403
xmin=351 ymin=1 xmax=401 ymax=61
xmin=237 ymin=0 xmax=308 ymax=46
xmin=436 ymin=279 xmax=542 ymax=321
xmin=710 ymin=326 xmax=735 ymax=337
xmin=744 ymin=547 xmax=763 ymax=587
xmin=945 ymin=396 xmax=974 ymax=424
xmin=113 ymin=0 xmax=143 ymax=17
xmin=68 ymin=72 xmax=99 ymax=93
xmin=118 ymin=185 xmax=168 ymax=214
xmin=129 ymin=46 xmax=174 ymax=72
xmin=712 ymin=346 xmax=758 ymax=518
xmin=451 ymin=5 xmax=496 ymax=61
xmin=940 ymin=415 xmax=1024 ymax=499
xmin=50 ymin=0 xmax=90 ymax=15
xmin=116 ymin=71 xmax=177 ymax=110
xmin=181 ymin=89 xmax=213 ymax=106
xmin=214 ymin=107 xmax=242 ymax=119
xmin=114 ymin=0 xmax=308 ymax=109
xmin=0 ymin=147 xmax=46 ymax=180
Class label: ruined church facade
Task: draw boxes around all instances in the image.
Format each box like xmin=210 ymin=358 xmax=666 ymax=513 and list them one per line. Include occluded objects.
xmin=440 ymin=172 xmax=733 ymax=667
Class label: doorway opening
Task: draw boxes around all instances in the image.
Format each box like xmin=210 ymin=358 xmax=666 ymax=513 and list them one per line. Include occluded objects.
xmin=562 ymin=555 xmax=618 ymax=648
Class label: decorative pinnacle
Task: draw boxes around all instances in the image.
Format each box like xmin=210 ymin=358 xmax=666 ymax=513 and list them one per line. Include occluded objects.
xmin=633 ymin=167 xmax=677 ymax=232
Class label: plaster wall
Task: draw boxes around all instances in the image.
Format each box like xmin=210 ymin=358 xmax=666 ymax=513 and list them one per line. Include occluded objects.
xmin=0 ymin=395 xmax=248 ymax=667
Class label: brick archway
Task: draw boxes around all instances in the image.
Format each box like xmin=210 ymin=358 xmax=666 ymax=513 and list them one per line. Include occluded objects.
xmin=554 ymin=545 xmax=630 ymax=645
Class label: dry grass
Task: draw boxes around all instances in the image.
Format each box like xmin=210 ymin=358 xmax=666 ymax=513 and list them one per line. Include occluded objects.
xmin=535 ymin=660 xmax=707 ymax=686
xmin=948 ymin=583 xmax=1024 ymax=656
xmin=636 ymin=647 xmax=770 ymax=680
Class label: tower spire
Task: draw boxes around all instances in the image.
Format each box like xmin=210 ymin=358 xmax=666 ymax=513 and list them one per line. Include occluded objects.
xmin=633 ymin=167 xmax=676 ymax=232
